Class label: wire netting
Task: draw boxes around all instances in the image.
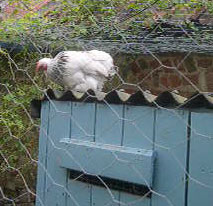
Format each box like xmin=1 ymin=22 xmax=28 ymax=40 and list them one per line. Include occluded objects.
xmin=1 ymin=0 xmax=213 ymax=205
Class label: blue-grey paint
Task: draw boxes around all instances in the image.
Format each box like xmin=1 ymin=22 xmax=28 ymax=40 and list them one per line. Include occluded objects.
xmin=59 ymin=138 xmax=155 ymax=187
xmin=36 ymin=101 xmax=49 ymax=206
xmin=119 ymin=105 xmax=155 ymax=206
xmin=67 ymin=102 xmax=94 ymax=206
xmin=188 ymin=112 xmax=213 ymax=206
xmin=36 ymin=101 xmax=213 ymax=206
xmin=92 ymin=103 xmax=123 ymax=206
xmin=152 ymin=109 xmax=189 ymax=206
xmin=45 ymin=101 xmax=70 ymax=206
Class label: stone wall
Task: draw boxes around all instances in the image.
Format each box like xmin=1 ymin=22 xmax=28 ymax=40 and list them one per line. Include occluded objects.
xmin=115 ymin=53 xmax=213 ymax=97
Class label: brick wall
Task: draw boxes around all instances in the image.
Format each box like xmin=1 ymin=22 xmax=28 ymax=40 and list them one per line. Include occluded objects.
xmin=115 ymin=53 xmax=213 ymax=97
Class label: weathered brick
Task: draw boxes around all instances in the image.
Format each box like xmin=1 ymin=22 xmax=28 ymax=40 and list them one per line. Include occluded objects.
xmin=197 ymin=58 xmax=212 ymax=69
xmin=152 ymin=72 xmax=160 ymax=87
xmin=163 ymin=67 xmax=174 ymax=73
xmin=115 ymin=53 xmax=213 ymax=96
xmin=184 ymin=57 xmax=197 ymax=73
xmin=182 ymin=73 xmax=199 ymax=86
xmin=199 ymin=71 xmax=207 ymax=91
xmin=168 ymin=74 xmax=182 ymax=88
xmin=137 ymin=71 xmax=151 ymax=82
xmin=131 ymin=62 xmax=141 ymax=74
xmin=149 ymin=59 xmax=161 ymax=68
xmin=206 ymin=73 xmax=213 ymax=91
xmin=160 ymin=74 xmax=169 ymax=88
xmin=173 ymin=58 xmax=186 ymax=72
xmin=136 ymin=57 xmax=149 ymax=70
xmin=162 ymin=59 xmax=173 ymax=67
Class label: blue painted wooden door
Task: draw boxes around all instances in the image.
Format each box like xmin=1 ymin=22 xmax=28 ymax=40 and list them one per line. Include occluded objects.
xmin=36 ymin=101 xmax=213 ymax=206
xmin=36 ymin=101 xmax=156 ymax=206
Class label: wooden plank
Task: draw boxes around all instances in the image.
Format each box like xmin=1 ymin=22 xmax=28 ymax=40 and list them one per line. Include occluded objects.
xmin=188 ymin=112 xmax=213 ymax=206
xmin=91 ymin=189 xmax=119 ymax=206
xmin=152 ymin=109 xmax=188 ymax=206
xmin=60 ymin=139 xmax=155 ymax=187
xmin=45 ymin=101 xmax=71 ymax=206
xmin=67 ymin=179 xmax=91 ymax=206
xmin=67 ymin=102 xmax=96 ymax=206
xmin=71 ymin=102 xmax=96 ymax=141
xmin=123 ymin=106 xmax=155 ymax=150
xmin=35 ymin=101 xmax=49 ymax=206
xmin=119 ymin=106 xmax=155 ymax=206
xmin=91 ymin=187 xmax=119 ymax=206
xmin=95 ymin=103 xmax=123 ymax=145
xmin=92 ymin=103 xmax=124 ymax=206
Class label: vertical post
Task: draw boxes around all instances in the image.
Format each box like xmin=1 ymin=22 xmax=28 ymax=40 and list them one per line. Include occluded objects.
xmin=45 ymin=101 xmax=71 ymax=206
xmin=36 ymin=101 xmax=49 ymax=206
xmin=91 ymin=103 xmax=124 ymax=206
xmin=120 ymin=105 xmax=155 ymax=206
xmin=188 ymin=112 xmax=213 ymax=206
xmin=152 ymin=109 xmax=189 ymax=206
xmin=67 ymin=102 xmax=96 ymax=206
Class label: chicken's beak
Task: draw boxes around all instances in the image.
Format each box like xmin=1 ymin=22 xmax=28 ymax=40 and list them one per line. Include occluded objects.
xmin=36 ymin=62 xmax=40 ymax=72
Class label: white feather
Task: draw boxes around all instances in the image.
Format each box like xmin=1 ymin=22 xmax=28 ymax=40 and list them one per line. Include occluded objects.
xmin=39 ymin=50 xmax=116 ymax=93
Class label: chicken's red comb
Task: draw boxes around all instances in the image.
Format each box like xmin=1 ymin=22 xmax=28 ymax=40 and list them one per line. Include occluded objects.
xmin=35 ymin=62 xmax=40 ymax=72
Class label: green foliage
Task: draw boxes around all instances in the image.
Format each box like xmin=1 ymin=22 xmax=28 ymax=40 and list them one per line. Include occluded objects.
xmin=0 ymin=0 xmax=213 ymax=201
xmin=1 ymin=0 xmax=213 ymax=45
xmin=0 ymin=51 xmax=43 ymax=199
xmin=0 ymin=0 xmax=212 ymax=167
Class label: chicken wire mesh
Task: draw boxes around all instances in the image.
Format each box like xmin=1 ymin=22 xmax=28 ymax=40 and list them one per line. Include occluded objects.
xmin=1 ymin=0 xmax=213 ymax=205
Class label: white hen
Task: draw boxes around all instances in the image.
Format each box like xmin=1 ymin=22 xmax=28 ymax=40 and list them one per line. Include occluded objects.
xmin=36 ymin=50 xmax=116 ymax=93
